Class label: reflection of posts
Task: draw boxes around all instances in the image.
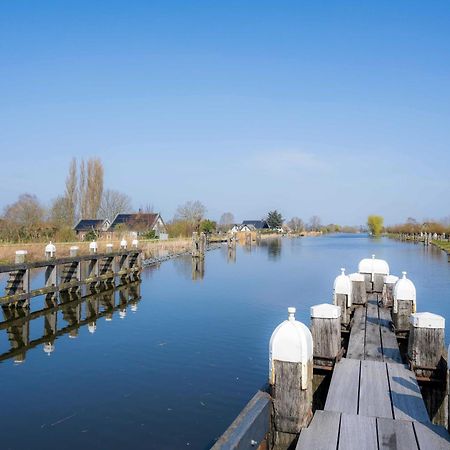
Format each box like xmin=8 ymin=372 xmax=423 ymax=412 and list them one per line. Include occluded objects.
xmin=61 ymin=294 xmax=81 ymax=338
xmin=3 ymin=307 xmax=30 ymax=363
xmin=192 ymin=257 xmax=205 ymax=280
xmin=269 ymin=307 xmax=313 ymax=448
xmin=227 ymin=247 xmax=236 ymax=264
xmin=100 ymin=290 xmax=115 ymax=321
xmin=245 ymin=232 xmax=251 ymax=246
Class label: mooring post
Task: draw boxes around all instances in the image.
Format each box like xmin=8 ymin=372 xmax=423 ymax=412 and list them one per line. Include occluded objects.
xmin=358 ymin=255 xmax=390 ymax=293
xmin=382 ymin=274 xmax=399 ymax=308
xmin=408 ymin=312 xmax=446 ymax=378
xmin=199 ymin=232 xmax=207 ymax=256
xmin=8 ymin=250 xmax=30 ymax=304
xmin=349 ymin=272 xmax=367 ymax=305
xmin=269 ymin=307 xmax=313 ymax=449
xmin=106 ymin=243 xmax=113 ymax=254
xmin=191 ymin=232 xmax=199 ymax=257
xmin=310 ymin=303 xmax=341 ymax=367
xmin=45 ymin=242 xmax=56 ymax=260
xmin=393 ymin=272 xmax=416 ymax=334
xmin=89 ymin=241 xmax=98 ymax=254
xmin=333 ymin=268 xmax=352 ymax=327
xmin=120 ymin=239 xmax=127 ymax=250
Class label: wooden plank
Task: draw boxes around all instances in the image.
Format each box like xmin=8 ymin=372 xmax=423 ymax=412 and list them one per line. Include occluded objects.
xmin=387 ymin=362 xmax=430 ymax=423
xmin=338 ymin=413 xmax=377 ymax=450
xmin=347 ymin=307 xmax=366 ymax=360
xmin=378 ymin=307 xmax=403 ymax=364
xmin=365 ymin=300 xmax=383 ymax=361
xmin=296 ymin=410 xmax=340 ymax=450
xmin=325 ymin=358 xmax=360 ymax=415
xmin=413 ymin=421 xmax=450 ymax=450
xmin=377 ymin=417 xmax=418 ymax=450
xmin=359 ymin=360 xmax=393 ymax=419
xmin=211 ymin=391 xmax=271 ymax=450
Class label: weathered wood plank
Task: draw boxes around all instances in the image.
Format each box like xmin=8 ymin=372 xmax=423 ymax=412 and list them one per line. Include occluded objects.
xmin=413 ymin=421 xmax=450 ymax=450
xmin=296 ymin=410 xmax=340 ymax=450
xmin=378 ymin=307 xmax=403 ymax=364
xmin=325 ymin=358 xmax=360 ymax=415
xmin=211 ymin=391 xmax=271 ymax=450
xmin=377 ymin=417 xmax=418 ymax=450
xmin=359 ymin=360 xmax=393 ymax=419
xmin=347 ymin=307 xmax=366 ymax=360
xmin=365 ymin=300 xmax=383 ymax=362
xmin=338 ymin=413 xmax=377 ymax=450
xmin=387 ymin=362 xmax=430 ymax=423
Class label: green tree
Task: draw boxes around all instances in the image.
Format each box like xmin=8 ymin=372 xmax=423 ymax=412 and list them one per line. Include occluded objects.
xmin=200 ymin=219 xmax=216 ymax=234
xmin=367 ymin=215 xmax=384 ymax=235
xmin=266 ymin=210 xmax=283 ymax=229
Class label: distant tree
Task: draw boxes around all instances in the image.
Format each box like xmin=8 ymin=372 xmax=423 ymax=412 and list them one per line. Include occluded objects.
xmin=309 ymin=215 xmax=321 ymax=231
xmin=50 ymin=196 xmax=72 ymax=227
xmin=64 ymin=158 xmax=78 ymax=225
xmin=200 ymin=219 xmax=217 ymax=234
xmin=174 ymin=201 xmax=206 ymax=229
xmin=78 ymin=158 xmax=104 ymax=219
xmin=367 ymin=215 xmax=384 ymax=235
xmin=288 ymin=217 xmax=304 ymax=233
xmin=219 ymin=212 xmax=235 ymax=226
xmin=4 ymin=194 xmax=45 ymax=227
xmin=99 ymin=189 xmax=132 ymax=222
xmin=266 ymin=210 xmax=283 ymax=229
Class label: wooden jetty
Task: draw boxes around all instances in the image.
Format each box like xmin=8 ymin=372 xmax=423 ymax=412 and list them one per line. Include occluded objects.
xmin=213 ymin=257 xmax=450 ymax=450
xmin=0 ymin=243 xmax=142 ymax=307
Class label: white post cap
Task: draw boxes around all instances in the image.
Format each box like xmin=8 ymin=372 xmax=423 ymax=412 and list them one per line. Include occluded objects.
xmin=410 ymin=312 xmax=445 ymax=329
xmin=349 ymin=272 xmax=365 ymax=282
xmin=70 ymin=246 xmax=79 ymax=251
xmin=393 ymin=272 xmax=416 ymax=313
xmin=45 ymin=242 xmax=56 ymax=254
xmin=384 ymin=275 xmax=399 ymax=284
xmin=132 ymin=239 xmax=138 ymax=248
xmin=311 ymin=303 xmax=341 ymax=319
xmin=89 ymin=241 xmax=98 ymax=249
xmin=120 ymin=239 xmax=127 ymax=248
xmin=15 ymin=250 xmax=28 ymax=255
xmin=269 ymin=307 xmax=313 ymax=389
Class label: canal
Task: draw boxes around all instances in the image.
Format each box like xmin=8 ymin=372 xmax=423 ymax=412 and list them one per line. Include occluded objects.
xmin=1 ymin=234 xmax=449 ymax=449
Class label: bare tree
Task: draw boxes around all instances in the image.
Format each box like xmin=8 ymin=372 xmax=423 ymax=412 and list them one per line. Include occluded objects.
xmin=78 ymin=158 xmax=104 ymax=219
xmin=50 ymin=196 xmax=72 ymax=227
xmin=86 ymin=158 xmax=103 ymax=218
xmin=4 ymin=194 xmax=45 ymax=226
xmin=174 ymin=201 xmax=206 ymax=228
xmin=99 ymin=189 xmax=132 ymax=222
xmin=64 ymin=158 xmax=78 ymax=225
xmin=288 ymin=217 xmax=304 ymax=233
xmin=309 ymin=215 xmax=321 ymax=231
xmin=219 ymin=212 xmax=235 ymax=226
xmin=141 ymin=203 xmax=155 ymax=214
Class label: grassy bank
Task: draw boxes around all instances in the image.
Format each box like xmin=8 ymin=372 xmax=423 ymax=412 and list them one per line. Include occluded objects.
xmin=432 ymin=240 xmax=450 ymax=253
xmin=0 ymin=238 xmax=191 ymax=265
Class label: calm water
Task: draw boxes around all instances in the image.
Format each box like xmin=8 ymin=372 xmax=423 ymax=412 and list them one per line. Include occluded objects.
xmin=1 ymin=235 xmax=450 ymax=449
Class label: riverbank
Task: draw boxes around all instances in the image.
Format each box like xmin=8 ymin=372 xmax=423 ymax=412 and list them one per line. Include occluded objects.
xmin=0 ymin=238 xmax=192 ymax=264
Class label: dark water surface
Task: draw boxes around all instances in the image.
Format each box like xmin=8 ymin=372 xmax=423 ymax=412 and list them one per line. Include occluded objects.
xmin=1 ymin=235 xmax=450 ymax=449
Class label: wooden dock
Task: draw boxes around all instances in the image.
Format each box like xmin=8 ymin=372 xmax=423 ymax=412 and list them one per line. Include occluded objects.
xmin=296 ymin=294 xmax=449 ymax=449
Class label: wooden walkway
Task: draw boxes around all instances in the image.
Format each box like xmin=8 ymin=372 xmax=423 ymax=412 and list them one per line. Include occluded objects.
xmin=297 ymin=295 xmax=450 ymax=449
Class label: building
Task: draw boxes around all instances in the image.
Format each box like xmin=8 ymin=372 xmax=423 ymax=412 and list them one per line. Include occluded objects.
xmin=107 ymin=213 xmax=167 ymax=238
xmin=74 ymin=219 xmax=111 ymax=240
xmin=242 ymin=220 xmax=269 ymax=230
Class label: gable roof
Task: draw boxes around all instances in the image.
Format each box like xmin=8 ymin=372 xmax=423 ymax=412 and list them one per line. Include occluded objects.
xmin=109 ymin=213 xmax=160 ymax=230
xmin=74 ymin=219 xmax=106 ymax=232
xmin=242 ymin=220 xmax=269 ymax=229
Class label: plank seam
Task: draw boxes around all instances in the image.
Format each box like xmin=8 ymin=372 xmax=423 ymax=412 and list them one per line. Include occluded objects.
xmin=356 ymin=360 xmax=362 ymax=415
xmin=336 ymin=412 xmax=342 ymax=450
xmin=385 ymin=362 xmax=395 ymax=421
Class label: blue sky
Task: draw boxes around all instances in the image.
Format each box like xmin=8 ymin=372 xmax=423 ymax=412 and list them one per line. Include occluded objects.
xmin=1 ymin=1 xmax=450 ymax=225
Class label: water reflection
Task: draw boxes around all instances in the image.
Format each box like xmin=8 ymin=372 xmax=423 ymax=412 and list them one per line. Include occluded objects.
xmin=192 ymin=257 xmax=205 ymax=280
xmin=260 ymin=237 xmax=282 ymax=261
xmin=0 ymin=281 xmax=141 ymax=363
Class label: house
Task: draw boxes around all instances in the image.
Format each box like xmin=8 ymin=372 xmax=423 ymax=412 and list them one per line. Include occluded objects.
xmin=107 ymin=213 xmax=167 ymax=238
xmin=242 ymin=220 xmax=270 ymax=230
xmin=74 ymin=219 xmax=111 ymax=240
xmin=240 ymin=224 xmax=257 ymax=232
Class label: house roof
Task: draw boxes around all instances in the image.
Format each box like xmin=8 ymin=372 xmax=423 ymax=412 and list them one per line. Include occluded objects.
xmin=241 ymin=224 xmax=256 ymax=231
xmin=242 ymin=220 xmax=269 ymax=229
xmin=74 ymin=219 xmax=105 ymax=232
xmin=109 ymin=213 xmax=160 ymax=230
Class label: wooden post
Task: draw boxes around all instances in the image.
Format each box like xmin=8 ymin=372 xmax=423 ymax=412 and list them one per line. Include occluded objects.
xmin=191 ymin=232 xmax=200 ymax=257
xmin=349 ymin=273 xmax=367 ymax=305
xmin=269 ymin=307 xmax=313 ymax=449
xmin=199 ymin=232 xmax=207 ymax=256
xmin=89 ymin=241 xmax=98 ymax=254
xmin=333 ymin=268 xmax=352 ymax=327
xmin=408 ymin=312 xmax=445 ymax=377
xmin=120 ymin=239 xmax=128 ymax=250
xmin=310 ymin=303 xmax=341 ymax=367
xmin=106 ymin=243 xmax=113 ymax=254
xmin=381 ymin=275 xmax=399 ymax=308
xmin=393 ymin=272 xmax=416 ymax=333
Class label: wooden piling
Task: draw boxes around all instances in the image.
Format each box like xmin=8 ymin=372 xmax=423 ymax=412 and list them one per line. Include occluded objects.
xmin=349 ymin=273 xmax=367 ymax=306
xmin=381 ymin=275 xmax=399 ymax=308
xmin=269 ymin=307 xmax=313 ymax=449
xmin=333 ymin=269 xmax=351 ymax=327
xmin=310 ymin=304 xmax=341 ymax=368
xmin=392 ymin=272 xmax=416 ymax=333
